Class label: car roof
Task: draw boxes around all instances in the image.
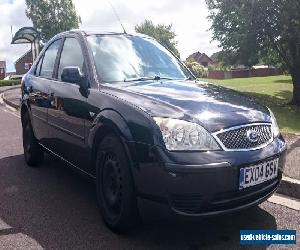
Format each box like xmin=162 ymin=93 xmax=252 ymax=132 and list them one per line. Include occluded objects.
xmin=55 ymin=29 xmax=152 ymax=39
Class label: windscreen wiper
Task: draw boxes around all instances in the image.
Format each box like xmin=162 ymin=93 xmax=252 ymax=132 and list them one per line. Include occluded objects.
xmin=124 ymin=76 xmax=176 ymax=82
xmin=185 ymin=76 xmax=195 ymax=80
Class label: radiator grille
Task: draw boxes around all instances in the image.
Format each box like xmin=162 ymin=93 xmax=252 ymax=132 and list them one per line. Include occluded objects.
xmin=215 ymin=124 xmax=272 ymax=150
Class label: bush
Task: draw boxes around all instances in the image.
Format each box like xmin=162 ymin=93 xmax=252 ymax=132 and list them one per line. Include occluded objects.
xmin=0 ymin=79 xmax=21 ymax=87
xmin=185 ymin=61 xmax=208 ymax=78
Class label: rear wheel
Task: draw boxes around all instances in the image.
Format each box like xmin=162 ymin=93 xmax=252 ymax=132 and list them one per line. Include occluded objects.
xmin=22 ymin=112 xmax=44 ymax=167
xmin=96 ymin=133 xmax=139 ymax=233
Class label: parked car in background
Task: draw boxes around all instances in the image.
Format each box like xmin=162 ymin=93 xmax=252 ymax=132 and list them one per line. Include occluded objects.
xmin=20 ymin=30 xmax=287 ymax=232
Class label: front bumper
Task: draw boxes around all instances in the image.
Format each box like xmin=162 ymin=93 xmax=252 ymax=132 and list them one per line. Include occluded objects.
xmin=166 ymin=164 xmax=282 ymax=216
xmin=130 ymin=135 xmax=287 ymax=217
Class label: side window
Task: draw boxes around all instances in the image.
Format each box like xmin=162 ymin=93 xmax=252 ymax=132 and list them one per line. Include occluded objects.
xmin=35 ymin=56 xmax=43 ymax=76
xmin=57 ymin=38 xmax=84 ymax=80
xmin=40 ymin=39 xmax=61 ymax=78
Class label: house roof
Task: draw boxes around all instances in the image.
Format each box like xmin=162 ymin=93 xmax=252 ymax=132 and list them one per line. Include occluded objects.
xmin=187 ymin=52 xmax=212 ymax=63
xmin=15 ymin=50 xmax=32 ymax=64
xmin=198 ymin=53 xmax=212 ymax=63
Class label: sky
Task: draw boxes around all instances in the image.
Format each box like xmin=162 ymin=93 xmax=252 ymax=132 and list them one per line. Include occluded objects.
xmin=0 ymin=0 xmax=220 ymax=72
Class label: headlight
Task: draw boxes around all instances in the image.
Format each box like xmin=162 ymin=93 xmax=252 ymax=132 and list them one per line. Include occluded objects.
xmin=153 ymin=117 xmax=220 ymax=151
xmin=268 ymin=108 xmax=280 ymax=137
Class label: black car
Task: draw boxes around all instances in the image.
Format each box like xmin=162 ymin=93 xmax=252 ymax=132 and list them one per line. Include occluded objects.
xmin=21 ymin=30 xmax=287 ymax=232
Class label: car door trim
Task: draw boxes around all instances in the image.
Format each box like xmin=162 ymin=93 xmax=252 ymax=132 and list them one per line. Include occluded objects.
xmin=39 ymin=143 xmax=96 ymax=179
xmin=32 ymin=113 xmax=47 ymax=123
xmin=48 ymin=121 xmax=85 ymax=140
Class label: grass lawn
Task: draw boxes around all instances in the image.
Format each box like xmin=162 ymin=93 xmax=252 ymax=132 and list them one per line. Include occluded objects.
xmin=200 ymin=75 xmax=300 ymax=134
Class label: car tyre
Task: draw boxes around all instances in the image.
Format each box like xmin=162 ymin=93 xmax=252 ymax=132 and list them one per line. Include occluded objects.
xmin=96 ymin=133 xmax=139 ymax=233
xmin=22 ymin=112 xmax=44 ymax=167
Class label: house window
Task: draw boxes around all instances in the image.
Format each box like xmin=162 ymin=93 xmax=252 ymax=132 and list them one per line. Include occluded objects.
xmin=0 ymin=68 xmax=3 ymax=74
xmin=25 ymin=63 xmax=32 ymax=70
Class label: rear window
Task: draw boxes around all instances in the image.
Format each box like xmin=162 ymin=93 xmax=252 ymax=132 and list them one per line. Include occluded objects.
xmin=40 ymin=39 xmax=61 ymax=78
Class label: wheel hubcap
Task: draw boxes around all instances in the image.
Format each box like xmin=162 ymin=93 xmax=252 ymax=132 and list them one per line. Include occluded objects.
xmin=102 ymin=153 xmax=122 ymax=216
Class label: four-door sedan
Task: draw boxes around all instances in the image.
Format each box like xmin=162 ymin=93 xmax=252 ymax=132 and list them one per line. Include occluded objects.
xmin=21 ymin=29 xmax=287 ymax=232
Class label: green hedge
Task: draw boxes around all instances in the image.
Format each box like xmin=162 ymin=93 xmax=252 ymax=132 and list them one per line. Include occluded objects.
xmin=0 ymin=80 xmax=22 ymax=87
xmin=185 ymin=61 xmax=208 ymax=78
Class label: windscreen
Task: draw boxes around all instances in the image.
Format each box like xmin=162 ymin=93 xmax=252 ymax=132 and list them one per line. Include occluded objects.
xmin=87 ymin=34 xmax=191 ymax=83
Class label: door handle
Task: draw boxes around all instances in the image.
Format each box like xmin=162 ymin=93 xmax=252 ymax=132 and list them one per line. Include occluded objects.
xmin=26 ymin=86 xmax=33 ymax=93
xmin=48 ymin=92 xmax=54 ymax=102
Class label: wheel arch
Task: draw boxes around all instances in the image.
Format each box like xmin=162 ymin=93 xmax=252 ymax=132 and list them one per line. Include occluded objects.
xmin=89 ymin=109 xmax=138 ymax=178
xmin=20 ymin=102 xmax=38 ymax=140
xmin=20 ymin=102 xmax=30 ymax=125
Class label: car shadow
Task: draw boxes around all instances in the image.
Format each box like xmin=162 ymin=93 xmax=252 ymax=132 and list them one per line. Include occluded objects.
xmin=273 ymin=79 xmax=292 ymax=84
xmin=0 ymin=154 xmax=277 ymax=249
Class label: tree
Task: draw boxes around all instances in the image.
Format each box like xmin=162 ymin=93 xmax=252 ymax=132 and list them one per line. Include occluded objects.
xmin=210 ymin=51 xmax=222 ymax=64
xmin=25 ymin=0 xmax=81 ymax=41
xmin=206 ymin=0 xmax=300 ymax=105
xmin=135 ymin=20 xmax=180 ymax=58
xmin=210 ymin=50 xmax=235 ymax=68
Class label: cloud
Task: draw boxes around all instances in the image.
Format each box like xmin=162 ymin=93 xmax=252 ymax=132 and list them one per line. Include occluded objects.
xmin=0 ymin=0 xmax=32 ymax=71
xmin=73 ymin=0 xmax=220 ymax=58
xmin=0 ymin=0 xmax=220 ymax=72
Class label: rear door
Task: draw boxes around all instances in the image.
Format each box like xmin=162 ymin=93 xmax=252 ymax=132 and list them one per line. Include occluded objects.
xmin=47 ymin=36 xmax=90 ymax=169
xmin=28 ymin=39 xmax=62 ymax=145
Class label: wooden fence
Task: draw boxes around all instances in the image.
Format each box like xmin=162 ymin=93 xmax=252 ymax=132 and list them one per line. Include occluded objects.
xmin=208 ymin=68 xmax=282 ymax=79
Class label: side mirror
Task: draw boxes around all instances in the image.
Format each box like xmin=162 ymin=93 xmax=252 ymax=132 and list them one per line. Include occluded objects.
xmin=61 ymin=66 xmax=85 ymax=85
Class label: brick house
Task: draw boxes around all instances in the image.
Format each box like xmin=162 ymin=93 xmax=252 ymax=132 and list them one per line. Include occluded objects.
xmin=0 ymin=61 xmax=6 ymax=80
xmin=15 ymin=50 xmax=33 ymax=75
xmin=187 ymin=52 xmax=213 ymax=67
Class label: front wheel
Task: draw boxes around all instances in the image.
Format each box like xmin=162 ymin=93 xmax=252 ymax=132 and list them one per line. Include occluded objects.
xmin=96 ymin=133 xmax=139 ymax=233
xmin=22 ymin=112 xmax=44 ymax=167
